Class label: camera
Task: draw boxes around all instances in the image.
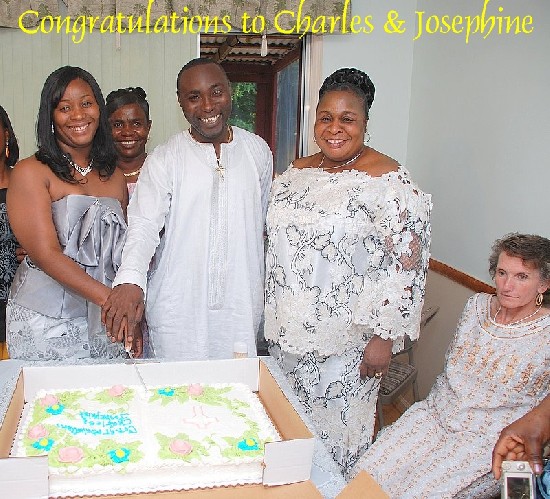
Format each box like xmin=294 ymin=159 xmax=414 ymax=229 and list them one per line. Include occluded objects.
xmin=501 ymin=460 xmax=535 ymax=499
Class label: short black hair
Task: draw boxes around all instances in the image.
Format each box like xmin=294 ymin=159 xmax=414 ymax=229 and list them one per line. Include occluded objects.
xmin=106 ymin=87 xmax=150 ymax=122
xmin=35 ymin=66 xmax=117 ymax=183
xmin=176 ymin=57 xmax=229 ymax=94
xmin=0 ymin=104 xmax=19 ymax=168
xmin=319 ymin=68 xmax=375 ymax=119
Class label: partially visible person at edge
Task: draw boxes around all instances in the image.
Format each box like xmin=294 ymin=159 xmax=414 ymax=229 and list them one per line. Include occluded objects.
xmin=0 ymin=105 xmax=20 ymax=360
xmin=6 ymin=66 xmax=141 ymax=361
xmin=493 ymin=394 xmax=550 ymax=497
xmin=351 ymin=233 xmax=550 ymax=497
xmin=106 ymin=87 xmax=152 ymax=198
xmin=102 ymin=58 xmax=273 ymax=360
xmin=263 ymin=67 xmax=432 ymax=476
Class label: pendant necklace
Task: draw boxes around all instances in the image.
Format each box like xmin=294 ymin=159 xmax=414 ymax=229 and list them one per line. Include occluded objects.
xmin=209 ymin=126 xmax=233 ymax=179
xmin=64 ymin=155 xmax=94 ymax=177
xmin=319 ymin=147 xmax=364 ymax=170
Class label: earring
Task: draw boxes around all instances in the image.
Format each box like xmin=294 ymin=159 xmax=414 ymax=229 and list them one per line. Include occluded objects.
xmin=536 ymin=293 xmax=543 ymax=306
xmin=4 ymin=144 xmax=8 ymax=159
xmin=313 ymin=136 xmax=317 ymax=144
xmin=51 ymin=123 xmax=55 ymax=134
xmin=365 ymin=131 xmax=371 ymax=143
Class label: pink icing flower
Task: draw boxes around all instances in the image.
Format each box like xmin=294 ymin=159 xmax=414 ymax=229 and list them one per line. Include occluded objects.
xmin=58 ymin=446 xmax=84 ymax=463
xmin=187 ymin=384 xmax=203 ymax=397
xmin=27 ymin=424 xmax=48 ymax=439
xmin=39 ymin=394 xmax=58 ymax=407
xmin=169 ymin=439 xmax=193 ymax=455
xmin=108 ymin=385 xmax=126 ymax=397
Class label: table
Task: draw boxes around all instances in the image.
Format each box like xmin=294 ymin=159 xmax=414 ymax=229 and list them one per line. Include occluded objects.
xmin=0 ymin=356 xmax=347 ymax=498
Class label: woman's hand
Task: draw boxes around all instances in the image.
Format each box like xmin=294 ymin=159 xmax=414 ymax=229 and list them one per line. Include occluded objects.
xmin=360 ymin=335 xmax=393 ymax=379
xmin=15 ymin=246 xmax=27 ymax=263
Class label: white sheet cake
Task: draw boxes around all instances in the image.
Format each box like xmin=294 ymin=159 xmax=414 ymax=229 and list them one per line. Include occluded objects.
xmin=12 ymin=382 xmax=280 ymax=497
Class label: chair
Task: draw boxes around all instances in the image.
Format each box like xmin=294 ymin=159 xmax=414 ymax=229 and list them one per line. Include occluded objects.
xmin=375 ymin=305 xmax=439 ymax=429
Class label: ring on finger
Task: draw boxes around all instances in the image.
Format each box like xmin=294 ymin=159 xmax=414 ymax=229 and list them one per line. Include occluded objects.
xmin=374 ymin=372 xmax=383 ymax=379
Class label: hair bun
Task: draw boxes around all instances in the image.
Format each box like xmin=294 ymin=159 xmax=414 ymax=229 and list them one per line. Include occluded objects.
xmin=319 ymin=68 xmax=375 ymax=112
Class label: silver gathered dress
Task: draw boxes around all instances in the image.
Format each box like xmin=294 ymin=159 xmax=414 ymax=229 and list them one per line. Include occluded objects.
xmin=265 ymin=165 xmax=432 ymax=476
xmin=7 ymin=195 xmax=127 ymax=360
xmin=352 ymin=292 xmax=550 ymax=498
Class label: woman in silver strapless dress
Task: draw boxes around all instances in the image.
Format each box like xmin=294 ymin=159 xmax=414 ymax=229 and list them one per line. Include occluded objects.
xmin=6 ymin=66 xmax=135 ymax=361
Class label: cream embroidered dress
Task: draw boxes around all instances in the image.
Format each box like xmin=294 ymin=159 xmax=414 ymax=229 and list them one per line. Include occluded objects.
xmin=352 ymin=293 xmax=550 ymax=498
xmin=264 ymin=165 xmax=432 ymax=475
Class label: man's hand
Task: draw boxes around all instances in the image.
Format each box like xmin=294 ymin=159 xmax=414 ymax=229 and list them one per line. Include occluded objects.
xmin=129 ymin=321 xmax=144 ymax=358
xmin=101 ymin=284 xmax=145 ymax=343
xmin=492 ymin=399 xmax=550 ymax=479
xmin=360 ymin=335 xmax=393 ymax=379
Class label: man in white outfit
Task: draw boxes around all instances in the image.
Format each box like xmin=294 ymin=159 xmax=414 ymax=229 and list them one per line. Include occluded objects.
xmin=102 ymin=58 xmax=273 ymax=360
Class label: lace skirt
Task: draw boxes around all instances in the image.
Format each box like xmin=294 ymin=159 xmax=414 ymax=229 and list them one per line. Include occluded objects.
xmin=6 ymin=300 xmax=125 ymax=361
xmin=269 ymin=342 xmax=380 ymax=477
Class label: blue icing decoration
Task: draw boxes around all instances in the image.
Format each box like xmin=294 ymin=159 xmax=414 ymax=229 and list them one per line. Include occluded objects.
xmin=45 ymin=404 xmax=64 ymax=415
xmin=237 ymin=438 xmax=259 ymax=451
xmin=108 ymin=447 xmax=131 ymax=463
xmin=157 ymin=388 xmax=175 ymax=397
xmin=33 ymin=438 xmax=54 ymax=451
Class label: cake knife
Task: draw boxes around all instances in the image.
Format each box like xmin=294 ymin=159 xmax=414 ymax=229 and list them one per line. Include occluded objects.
xmin=126 ymin=347 xmax=148 ymax=392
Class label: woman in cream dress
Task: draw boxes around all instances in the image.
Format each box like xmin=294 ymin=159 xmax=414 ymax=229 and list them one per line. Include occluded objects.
xmin=352 ymin=233 xmax=550 ymax=498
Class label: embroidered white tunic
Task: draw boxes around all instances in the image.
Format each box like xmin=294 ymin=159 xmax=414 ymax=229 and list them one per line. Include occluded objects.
xmin=264 ymin=166 xmax=432 ymax=356
xmin=113 ymin=127 xmax=273 ymax=360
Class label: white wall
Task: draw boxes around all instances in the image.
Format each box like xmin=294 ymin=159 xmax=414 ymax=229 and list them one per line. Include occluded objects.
xmin=407 ymin=0 xmax=550 ymax=282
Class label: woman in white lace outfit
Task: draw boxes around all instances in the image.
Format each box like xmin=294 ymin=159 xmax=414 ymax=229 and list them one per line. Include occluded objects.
xmin=6 ymin=66 xmax=140 ymax=361
xmin=351 ymin=233 xmax=550 ymax=498
xmin=264 ymin=68 xmax=432 ymax=476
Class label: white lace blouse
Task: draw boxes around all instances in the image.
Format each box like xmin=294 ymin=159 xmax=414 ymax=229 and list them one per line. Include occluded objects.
xmin=264 ymin=165 xmax=432 ymax=356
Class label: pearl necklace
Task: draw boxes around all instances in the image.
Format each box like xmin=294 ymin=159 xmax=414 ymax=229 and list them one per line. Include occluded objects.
xmin=319 ymin=147 xmax=364 ymax=170
xmin=492 ymin=304 xmax=543 ymax=327
xmin=64 ymin=155 xmax=93 ymax=177
xmin=123 ymin=168 xmax=141 ymax=177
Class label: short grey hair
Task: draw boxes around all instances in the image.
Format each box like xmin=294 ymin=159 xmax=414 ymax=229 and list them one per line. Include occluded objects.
xmin=489 ymin=233 xmax=550 ymax=282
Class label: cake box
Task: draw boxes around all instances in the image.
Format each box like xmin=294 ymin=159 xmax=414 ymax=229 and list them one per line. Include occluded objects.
xmin=0 ymin=358 xmax=321 ymax=498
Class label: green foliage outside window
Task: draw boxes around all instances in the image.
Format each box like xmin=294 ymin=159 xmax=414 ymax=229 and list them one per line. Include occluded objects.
xmin=230 ymin=82 xmax=256 ymax=133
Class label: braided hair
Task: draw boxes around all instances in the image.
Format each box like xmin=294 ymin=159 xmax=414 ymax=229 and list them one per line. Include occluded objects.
xmin=319 ymin=68 xmax=375 ymax=118
xmin=106 ymin=87 xmax=150 ymax=122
